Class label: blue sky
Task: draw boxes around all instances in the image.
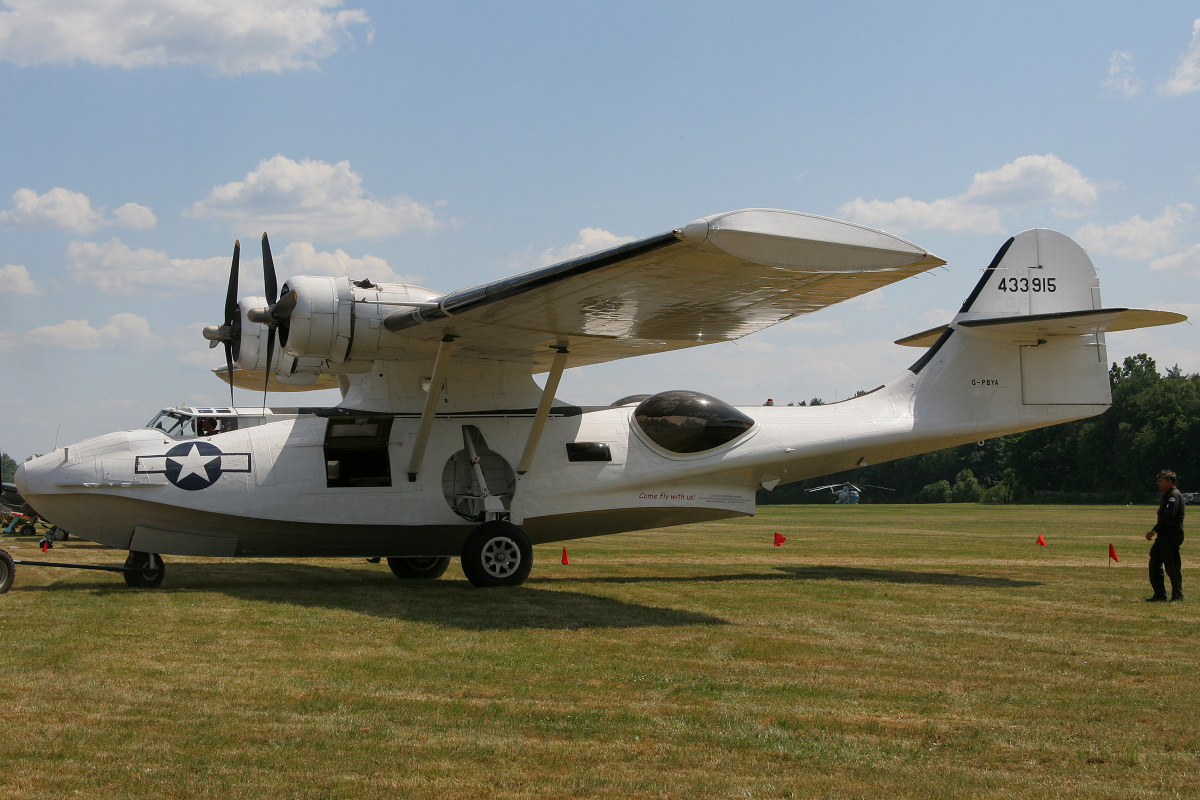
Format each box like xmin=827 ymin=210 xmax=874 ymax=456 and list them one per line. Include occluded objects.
xmin=2 ymin=1 xmax=1199 ymax=461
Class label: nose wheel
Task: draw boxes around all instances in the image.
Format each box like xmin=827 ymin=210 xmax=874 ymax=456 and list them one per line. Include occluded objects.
xmin=0 ymin=549 xmax=13 ymax=593
xmin=123 ymin=551 xmax=165 ymax=588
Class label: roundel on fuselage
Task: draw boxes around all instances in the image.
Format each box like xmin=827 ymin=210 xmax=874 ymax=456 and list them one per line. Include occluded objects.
xmin=633 ymin=391 xmax=754 ymax=454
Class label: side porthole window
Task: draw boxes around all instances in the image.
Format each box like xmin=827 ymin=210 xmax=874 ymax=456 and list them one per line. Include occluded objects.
xmin=633 ymin=391 xmax=754 ymax=454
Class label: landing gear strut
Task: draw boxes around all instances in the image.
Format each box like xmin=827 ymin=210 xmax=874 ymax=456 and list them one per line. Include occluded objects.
xmin=460 ymin=520 xmax=532 ymax=587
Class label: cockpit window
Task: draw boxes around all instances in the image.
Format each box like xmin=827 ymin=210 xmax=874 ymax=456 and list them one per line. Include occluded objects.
xmin=145 ymin=410 xmax=237 ymax=438
xmin=147 ymin=411 xmax=191 ymax=437
xmin=633 ymin=391 xmax=755 ymax=454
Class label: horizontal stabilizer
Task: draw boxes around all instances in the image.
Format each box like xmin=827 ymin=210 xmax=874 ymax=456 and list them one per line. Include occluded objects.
xmin=895 ymin=325 xmax=947 ymax=347
xmin=957 ymin=308 xmax=1186 ymax=337
xmin=896 ymin=308 xmax=1186 ymax=347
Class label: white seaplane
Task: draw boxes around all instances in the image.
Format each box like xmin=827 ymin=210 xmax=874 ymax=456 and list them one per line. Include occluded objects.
xmin=6 ymin=209 xmax=1185 ymax=591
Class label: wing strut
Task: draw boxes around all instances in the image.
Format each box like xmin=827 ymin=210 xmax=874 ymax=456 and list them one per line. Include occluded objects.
xmin=517 ymin=345 xmax=570 ymax=475
xmin=407 ymin=334 xmax=457 ymax=482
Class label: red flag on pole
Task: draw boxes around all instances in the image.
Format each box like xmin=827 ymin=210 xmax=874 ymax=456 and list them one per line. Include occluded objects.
xmin=561 ymin=547 xmax=569 ymax=565
xmin=774 ymin=532 xmax=786 ymax=547
xmin=1109 ymin=543 xmax=1119 ymax=563
xmin=41 ymin=539 xmax=49 ymax=553
xmin=1036 ymin=533 xmax=1047 ymax=547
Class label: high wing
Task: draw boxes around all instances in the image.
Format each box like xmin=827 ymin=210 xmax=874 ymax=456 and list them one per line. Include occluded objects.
xmin=384 ymin=209 xmax=945 ymax=371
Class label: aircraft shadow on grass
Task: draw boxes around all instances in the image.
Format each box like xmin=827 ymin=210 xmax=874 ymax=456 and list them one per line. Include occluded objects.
xmin=534 ymin=565 xmax=1043 ymax=589
xmin=12 ymin=561 xmax=730 ymax=631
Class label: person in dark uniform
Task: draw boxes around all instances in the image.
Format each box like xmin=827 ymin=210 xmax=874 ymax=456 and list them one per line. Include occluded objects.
xmin=1145 ymin=469 xmax=1185 ymax=602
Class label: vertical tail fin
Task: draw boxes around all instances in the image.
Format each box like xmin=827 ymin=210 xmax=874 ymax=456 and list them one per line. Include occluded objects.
xmin=897 ymin=229 xmax=1184 ymax=441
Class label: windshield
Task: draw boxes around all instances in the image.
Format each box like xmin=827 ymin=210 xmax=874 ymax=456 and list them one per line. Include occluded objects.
xmin=146 ymin=410 xmax=191 ymax=436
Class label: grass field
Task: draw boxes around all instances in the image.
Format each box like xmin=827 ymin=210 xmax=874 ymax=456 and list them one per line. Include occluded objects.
xmin=1 ymin=505 xmax=1197 ymax=799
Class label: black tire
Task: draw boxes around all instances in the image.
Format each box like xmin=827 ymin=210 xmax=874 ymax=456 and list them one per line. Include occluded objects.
xmin=19 ymin=524 xmax=35 ymax=537
xmin=460 ymin=521 xmax=533 ymax=587
xmin=387 ymin=556 xmax=451 ymax=580
xmin=123 ymin=551 xmax=165 ymax=588
xmin=50 ymin=527 xmax=69 ymax=542
xmin=0 ymin=549 xmax=13 ymax=594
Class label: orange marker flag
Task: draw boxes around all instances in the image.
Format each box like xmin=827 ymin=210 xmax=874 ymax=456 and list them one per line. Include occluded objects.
xmin=561 ymin=547 xmax=569 ymax=565
xmin=1109 ymin=543 xmax=1119 ymax=563
xmin=774 ymin=532 xmax=787 ymax=547
xmin=41 ymin=539 xmax=49 ymax=553
xmin=1036 ymin=533 xmax=1047 ymax=547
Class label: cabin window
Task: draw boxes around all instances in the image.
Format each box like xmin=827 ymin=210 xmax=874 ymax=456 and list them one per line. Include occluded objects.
xmin=324 ymin=417 xmax=393 ymax=487
xmin=633 ymin=391 xmax=754 ymax=454
xmin=565 ymin=442 xmax=612 ymax=462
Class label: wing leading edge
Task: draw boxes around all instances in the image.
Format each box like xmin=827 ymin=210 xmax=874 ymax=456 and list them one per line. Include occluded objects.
xmin=385 ymin=209 xmax=945 ymax=371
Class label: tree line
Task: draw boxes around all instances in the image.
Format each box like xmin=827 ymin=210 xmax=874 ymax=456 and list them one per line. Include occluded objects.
xmin=760 ymin=354 xmax=1200 ymax=506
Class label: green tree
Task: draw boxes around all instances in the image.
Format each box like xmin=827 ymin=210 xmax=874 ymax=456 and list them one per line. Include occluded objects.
xmin=951 ymin=469 xmax=984 ymax=503
xmin=1 ymin=452 xmax=17 ymax=483
xmin=918 ymin=480 xmax=951 ymax=503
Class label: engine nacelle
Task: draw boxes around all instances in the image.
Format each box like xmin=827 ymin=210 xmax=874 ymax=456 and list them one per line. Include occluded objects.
xmin=280 ymin=276 xmax=441 ymax=363
xmin=278 ymin=276 xmax=354 ymax=363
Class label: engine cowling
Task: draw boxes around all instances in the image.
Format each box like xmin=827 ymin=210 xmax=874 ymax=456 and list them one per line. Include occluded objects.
xmin=279 ymin=276 xmax=441 ymax=363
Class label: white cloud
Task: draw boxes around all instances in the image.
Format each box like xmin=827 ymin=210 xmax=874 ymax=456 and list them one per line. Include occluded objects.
xmin=962 ymin=154 xmax=1098 ymax=209
xmin=277 ymin=241 xmax=421 ymax=284
xmin=113 ymin=202 xmax=157 ymax=230
xmin=0 ymin=264 xmax=38 ymax=295
xmin=1149 ymin=243 xmax=1200 ymax=272
xmin=839 ymin=154 xmax=1099 ymax=234
xmin=1073 ymin=204 xmax=1194 ymax=261
xmin=1102 ymin=51 xmax=1142 ymax=97
xmin=838 ymin=196 xmax=1003 ymax=235
xmin=186 ymin=155 xmax=439 ymax=240
xmin=0 ymin=187 xmax=102 ymax=233
xmin=19 ymin=313 xmax=158 ymax=350
xmin=536 ymin=228 xmax=636 ymax=268
xmin=0 ymin=188 xmax=157 ymax=233
xmin=0 ymin=0 xmax=370 ymax=75
xmin=66 ymin=238 xmax=228 ymax=294
xmin=1160 ymin=17 xmax=1200 ymax=96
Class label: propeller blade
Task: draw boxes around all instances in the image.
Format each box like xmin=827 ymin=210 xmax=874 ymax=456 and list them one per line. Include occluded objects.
xmin=224 ymin=241 xmax=241 ymax=406
xmin=262 ymin=233 xmax=278 ymax=306
xmin=225 ymin=241 xmax=240 ymax=325
xmin=224 ymin=341 xmax=235 ymax=405
xmin=262 ymin=326 xmax=275 ymax=412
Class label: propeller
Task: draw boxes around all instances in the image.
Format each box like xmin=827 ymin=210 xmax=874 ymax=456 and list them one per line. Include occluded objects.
xmin=202 ymin=241 xmax=242 ymax=405
xmin=244 ymin=234 xmax=298 ymax=410
xmin=202 ymin=234 xmax=297 ymax=409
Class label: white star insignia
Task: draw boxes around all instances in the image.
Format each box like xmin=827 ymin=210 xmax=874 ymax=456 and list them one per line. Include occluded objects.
xmin=169 ymin=444 xmax=220 ymax=483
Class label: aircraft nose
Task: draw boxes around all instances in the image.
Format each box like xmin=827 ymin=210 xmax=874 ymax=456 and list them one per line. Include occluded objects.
xmin=14 ymin=451 xmax=64 ymax=498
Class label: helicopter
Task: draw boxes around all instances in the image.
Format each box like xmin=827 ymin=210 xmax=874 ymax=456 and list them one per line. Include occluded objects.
xmin=806 ymin=482 xmax=895 ymax=504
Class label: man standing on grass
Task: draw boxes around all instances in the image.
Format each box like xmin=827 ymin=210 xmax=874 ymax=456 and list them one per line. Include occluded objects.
xmin=1146 ymin=470 xmax=1185 ymax=602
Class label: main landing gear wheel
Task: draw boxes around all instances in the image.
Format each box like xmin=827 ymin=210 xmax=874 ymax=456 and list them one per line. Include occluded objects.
xmin=0 ymin=549 xmax=13 ymax=594
xmin=123 ymin=551 xmax=165 ymax=588
xmin=19 ymin=524 xmax=35 ymax=537
xmin=460 ymin=521 xmax=533 ymax=588
xmin=387 ymin=556 xmax=451 ymax=580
